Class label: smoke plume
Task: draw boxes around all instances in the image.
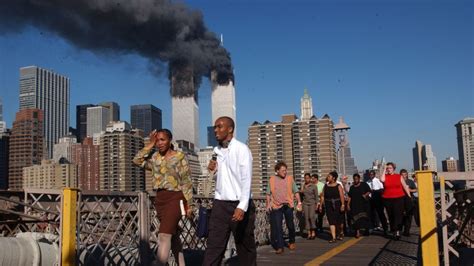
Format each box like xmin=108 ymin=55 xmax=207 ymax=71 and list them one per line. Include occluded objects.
xmin=0 ymin=0 xmax=234 ymax=97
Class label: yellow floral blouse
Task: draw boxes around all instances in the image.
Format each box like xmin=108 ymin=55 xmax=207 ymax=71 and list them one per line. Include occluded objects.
xmin=133 ymin=147 xmax=193 ymax=203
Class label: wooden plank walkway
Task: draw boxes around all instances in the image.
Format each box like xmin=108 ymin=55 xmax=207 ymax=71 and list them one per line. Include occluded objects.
xmin=251 ymin=229 xmax=420 ymax=266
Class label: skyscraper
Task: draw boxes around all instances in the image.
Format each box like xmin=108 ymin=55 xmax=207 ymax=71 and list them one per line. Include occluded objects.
xmin=100 ymin=121 xmax=144 ymax=191
xmin=0 ymin=97 xmax=6 ymax=133
xmin=334 ymin=117 xmax=358 ymax=177
xmin=130 ymin=104 xmax=162 ymax=136
xmin=99 ymin=102 xmax=120 ymax=122
xmin=422 ymin=144 xmax=437 ymax=171
xmin=412 ymin=141 xmax=437 ymax=171
xmin=300 ymin=88 xmax=313 ymax=121
xmin=211 ymin=71 xmax=236 ymax=133
xmin=76 ymin=104 xmax=95 ymax=142
xmin=455 ymin=117 xmax=474 ymax=172
xmin=207 ymin=126 xmax=218 ymax=147
xmin=8 ymin=109 xmax=44 ymax=190
xmin=413 ymin=140 xmax=424 ymax=171
xmin=0 ymin=130 xmax=9 ymax=189
xmin=71 ymin=137 xmax=100 ymax=191
xmin=248 ymin=115 xmax=296 ymax=196
xmin=86 ymin=106 xmax=111 ymax=138
xmin=19 ymin=66 xmax=70 ymax=158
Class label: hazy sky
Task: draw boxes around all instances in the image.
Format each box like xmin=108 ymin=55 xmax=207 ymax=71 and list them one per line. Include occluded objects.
xmin=0 ymin=0 xmax=472 ymax=171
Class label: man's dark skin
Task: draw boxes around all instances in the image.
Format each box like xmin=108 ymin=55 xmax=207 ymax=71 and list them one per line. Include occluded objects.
xmin=208 ymin=117 xmax=245 ymax=222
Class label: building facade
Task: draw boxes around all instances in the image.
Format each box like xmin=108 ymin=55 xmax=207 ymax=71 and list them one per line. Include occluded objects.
xmin=422 ymin=144 xmax=437 ymax=171
xmin=334 ymin=117 xmax=358 ymax=177
xmin=99 ymin=121 xmax=144 ymax=191
xmin=0 ymin=131 xmax=10 ymax=189
xmin=211 ymin=71 xmax=236 ymax=136
xmin=456 ymin=118 xmax=474 ymax=172
xmin=413 ymin=140 xmax=424 ymax=171
xmin=71 ymin=137 xmax=100 ymax=190
xmin=300 ymin=88 xmax=313 ymax=121
xmin=8 ymin=109 xmax=44 ymax=190
xmin=76 ymin=104 xmax=95 ymax=143
xmin=196 ymin=147 xmax=216 ymax=197
xmin=0 ymin=97 xmax=6 ymax=134
xmin=248 ymin=115 xmax=296 ymax=196
xmin=442 ymin=157 xmax=458 ymax=172
xmin=53 ymin=134 xmax=77 ymax=163
xmin=87 ymin=106 xmax=111 ymax=138
xmin=23 ymin=160 xmax=78 ymax=189
xmin=172 ymin=96 xmax=199 ymax=149
xmin=131 ymin=104 xmax=162 ymax=136
xmin=99 ymin=102 xmax=120 ymax=122
xmin=19 ymin=66 xmax=70 ymax=158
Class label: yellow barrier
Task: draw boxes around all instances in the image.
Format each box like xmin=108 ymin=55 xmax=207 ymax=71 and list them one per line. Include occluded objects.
xmin=416 ymin=171 xmax=439 ymax=266
xmin=61 ymin=188 xmax=78 ymax=266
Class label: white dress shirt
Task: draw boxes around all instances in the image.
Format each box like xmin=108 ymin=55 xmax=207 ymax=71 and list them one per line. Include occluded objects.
xmin=213 ymin=138 xmax=253 ymax=212
xmin=367 ymin=177 xmax=384 ymax=191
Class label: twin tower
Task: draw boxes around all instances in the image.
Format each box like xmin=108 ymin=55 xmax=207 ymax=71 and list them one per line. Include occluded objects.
xmin=171 ymin=71 xmax=236 ymax=150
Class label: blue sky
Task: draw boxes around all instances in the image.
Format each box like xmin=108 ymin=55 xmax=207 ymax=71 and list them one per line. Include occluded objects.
xmin=0 ymin=0 xmax=472 ymax=171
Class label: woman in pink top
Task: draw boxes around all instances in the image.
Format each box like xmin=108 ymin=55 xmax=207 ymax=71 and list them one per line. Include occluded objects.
xmin=380 ymin=162 xmax=411 ymax=240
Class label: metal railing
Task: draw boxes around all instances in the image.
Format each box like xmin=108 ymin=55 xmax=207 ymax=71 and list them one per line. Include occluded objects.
xmin=1 ymin=189 xmax=301 ymax=265
xmin=438 ymin=176 xmax=473 ymax=266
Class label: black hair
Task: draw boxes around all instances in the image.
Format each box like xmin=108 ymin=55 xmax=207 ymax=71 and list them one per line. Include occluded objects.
xmin=274 ymin=161 xmax=287 ymax=172
xmin=156 ymin=128 xmax=174 ymax=150
xmin=304 ymin=173 xmax=311 ymax=178
xmin=369 ymin=170 xmax=376 ymax=175
xmin=400 ymin=169 xmax=408 ymax=174
xmin=353 ymin=173 xmax=361 ymax=179
xmin=329 ymin=171 xmax=338 ymax=180
xmin=312 ymin=174 xmax=319 ymax=179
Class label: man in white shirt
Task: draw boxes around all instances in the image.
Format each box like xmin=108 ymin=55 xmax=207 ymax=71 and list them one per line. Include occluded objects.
xmin=203 ymin=116 xmax=256 ymax=266
xmin=367 ymin=170 xmax=388 ymax=235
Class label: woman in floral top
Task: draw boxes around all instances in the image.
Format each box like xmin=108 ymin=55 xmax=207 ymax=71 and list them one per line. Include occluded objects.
xmin=133 ymin=129 xmax=193 ymax=266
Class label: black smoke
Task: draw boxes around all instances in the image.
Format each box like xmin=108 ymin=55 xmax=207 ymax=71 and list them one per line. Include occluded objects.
xmin=0 ymin=0 xmax=234 ymax=97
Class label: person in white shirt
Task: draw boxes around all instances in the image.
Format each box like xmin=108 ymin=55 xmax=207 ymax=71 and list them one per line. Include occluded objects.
xmin=203 ymin=116 xmax=256 ymax=266
xmin=367 ymin=170 xmax=388 ymax=235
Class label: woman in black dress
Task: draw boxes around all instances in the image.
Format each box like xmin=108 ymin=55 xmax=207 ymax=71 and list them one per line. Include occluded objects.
xmin=319 ymin=171 xmax=345 ymax=242
xmin=347 ymin=173 xmax=371 ymax=238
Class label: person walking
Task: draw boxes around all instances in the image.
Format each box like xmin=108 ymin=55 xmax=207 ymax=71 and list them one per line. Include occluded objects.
xmin=341 ymin=175 xmax=352 ymax=235
xmin=133 ymin=129 xmax=193 ymax=266
xmin=203 ymin=117 xmax=256 ymax=266
xmin=301 ymin=173 xmax=318 ymax=240
xmin=347 ymin=174 xmax=371 ymax=238
xmin=380 ymin=162 xmax=412 ymax=240
xmin=313 ymin=174 xmax=326 ymax=233
xmin=367 ymin=170 xmax=388 ymax=235
xmin=401 ymin=169 xmax=418 ymax=236
xmin=319 ymin=171 xmax=345 ymax=243
xmin=266 ymin=161 xmax=302 ymax=254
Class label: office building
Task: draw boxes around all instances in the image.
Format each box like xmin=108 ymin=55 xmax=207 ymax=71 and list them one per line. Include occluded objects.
xmin=8 ymin=109 xmax=44 ymax=190
xmin=211 ymin=70 xmax=236 ymax=135
xmin=413 ymin=140 xmax=424 ymax=171
xmin=207 ymin=126 xmax=218 ymax=147
xmin=442 ymin=157 xmax=458 ymax=172
xmin=131 ymin=104 xmax=162 ymax=136
xmin=76 ymin=104 xmax=95 ymax=142
xmin=0 ymin=97 xmax=6 ymax=134
xmin=99 ymin=102 xmax=120 ymax=122
xmin=87 ymin=106 xmax=111 ymax=138
xmin=0 ymin=130 xmax=10 ymax=189
xmin=19 ymin=66 xmax=70 ymax=158
xmin=422 ymin=144 xmax=437 ymax=171
xmin=99 ymin=121 xmax=144 ymax=191
xmin=334 ymin=117 xmax=358 ymax=177
xmin=300 ymin=88 xmax=313 ymax=121
xmin=53 ymin=134 xmax=77 ymax=163
xmin=23 ymin=160 xmax=77 ymax=189
xmin=197 ymin=147 xmax=216 ymax=197
xmin=456 ymin=118 xmax=474 ymax=171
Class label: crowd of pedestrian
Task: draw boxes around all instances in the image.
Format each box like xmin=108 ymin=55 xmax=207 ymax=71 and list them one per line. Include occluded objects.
xmin=134 ymin=116 xmax=420 ymax=264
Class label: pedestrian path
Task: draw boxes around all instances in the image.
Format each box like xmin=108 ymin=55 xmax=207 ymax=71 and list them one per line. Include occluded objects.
xmin=253 ymin=229 xmax=420 ymax=266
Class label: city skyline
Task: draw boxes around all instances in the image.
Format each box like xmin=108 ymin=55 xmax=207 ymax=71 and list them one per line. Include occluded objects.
xmin=0 ymin=1 xmax=472 ymax=171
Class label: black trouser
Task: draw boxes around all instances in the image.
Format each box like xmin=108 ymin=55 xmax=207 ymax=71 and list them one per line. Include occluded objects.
xmin=383 ymin=197 xmax=405 ymax=232
xmin=413 ymin=198 xmax=420 ymax=226
xmin=370 ymin=190 xmax=388 ymax=231
xmin=202 ymin=200 xmax=257 ymax=266
xmin=403 ymin=197 xmax=415 ymax=234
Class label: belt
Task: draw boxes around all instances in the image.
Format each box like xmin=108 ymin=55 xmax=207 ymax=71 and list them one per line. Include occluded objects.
xmin=325 ymin=198 xmax=341 ymax=210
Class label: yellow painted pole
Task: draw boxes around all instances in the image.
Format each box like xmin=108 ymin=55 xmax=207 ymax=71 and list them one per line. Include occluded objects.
xmin=61 ymin=188 xmax=78 ymax=266
xmin=416 ymin=171 xmax=440 ymax=266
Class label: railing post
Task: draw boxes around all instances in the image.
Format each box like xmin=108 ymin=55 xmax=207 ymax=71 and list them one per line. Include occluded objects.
xmin=440 ymin=176 xmax=450 ymax=266
xmin=416 ymin=171 xmax=440 ymax=266
xmin=139 ymin=191 xmax=151 ymax=265
xmin=61 ymin=188 xmax=78 ymax=266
